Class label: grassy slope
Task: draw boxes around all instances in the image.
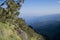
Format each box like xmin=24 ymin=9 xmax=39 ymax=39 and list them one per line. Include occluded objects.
xmin=0 ymin=21 xmax=45 ymax=40
xmin=0 ymin=22 xmax=22 ymax=40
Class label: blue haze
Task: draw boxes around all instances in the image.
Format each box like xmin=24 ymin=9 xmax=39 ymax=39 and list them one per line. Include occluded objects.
xmin=20 ymin=0 xmax=60 ymax=19
xmin=19 ymin=0 xmax=60 ymax=40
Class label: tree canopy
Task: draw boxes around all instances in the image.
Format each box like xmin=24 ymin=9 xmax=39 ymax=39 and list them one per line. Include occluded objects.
xmin=0 ymin=0 xmax=24 ymax=22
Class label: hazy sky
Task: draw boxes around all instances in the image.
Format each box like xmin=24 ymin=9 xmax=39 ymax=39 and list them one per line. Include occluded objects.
xmin=20 ymin=0 xmax=60 ymax=17
xmin=0 ymin=0 xmax=60 ymax=17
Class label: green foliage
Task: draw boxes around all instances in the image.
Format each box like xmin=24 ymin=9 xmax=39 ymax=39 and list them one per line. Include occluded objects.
xmin=0 ymin=0 xmax=24 ymax=22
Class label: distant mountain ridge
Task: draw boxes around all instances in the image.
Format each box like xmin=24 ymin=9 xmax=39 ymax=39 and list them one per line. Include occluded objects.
xmin=26 ymin=14 xmax=60 ymax=40
xmin=26 ymin=14 xmax=60 ymax=25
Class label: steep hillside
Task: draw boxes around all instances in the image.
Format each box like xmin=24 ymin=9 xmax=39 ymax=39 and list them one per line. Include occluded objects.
xmin=0 ymin=0 xmax=45 ymax=40
xmin=0 ymin=19 xmax=45 ymax=40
